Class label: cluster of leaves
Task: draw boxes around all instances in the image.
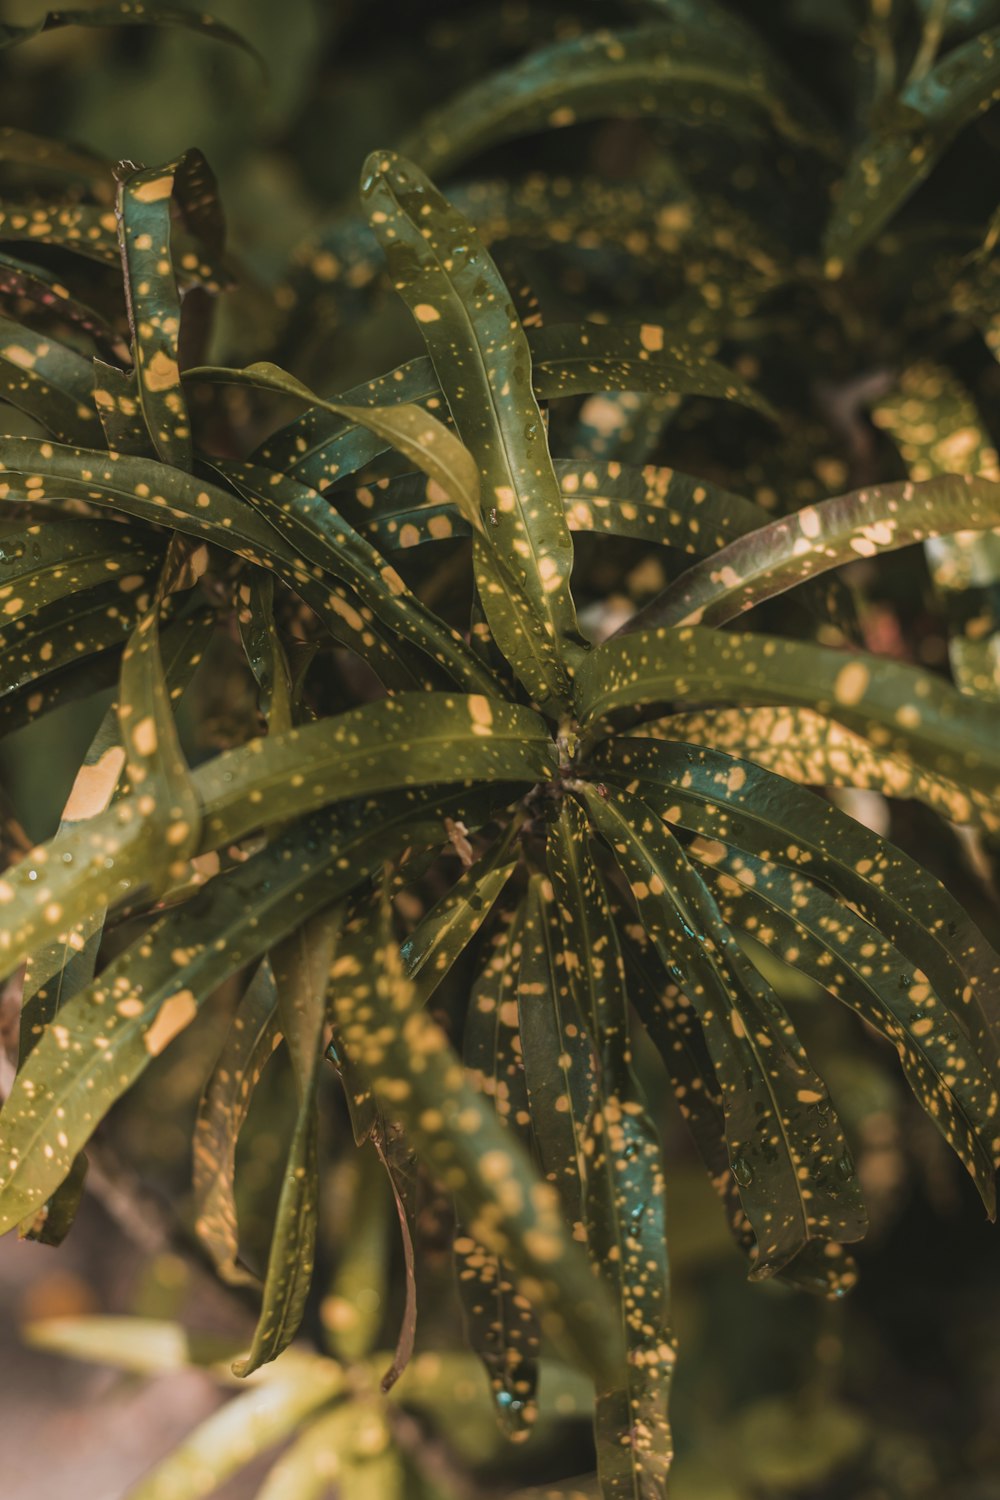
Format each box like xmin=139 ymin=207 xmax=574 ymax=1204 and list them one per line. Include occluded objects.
xmin=0 ymin=2 xmax=999 ymax=1496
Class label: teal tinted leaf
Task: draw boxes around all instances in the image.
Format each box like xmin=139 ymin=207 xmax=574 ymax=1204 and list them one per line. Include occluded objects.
xmin=117 ymin=154 xmax=223 ymax=468
xmin=457 ymin=898 xmax=541 ymax=1440
xmin=401 ymin=23 xmax=838 ymax=180
xmin=122 ymin=1359 xmax=345 ymax=1500
xmin=695 ymin=845 xmax=999 ymax=1210
xmin=871 ymin=363 xmax=1000 ymax=698
xmin=326 ymin=890 xmax=625 ymax=1390
xmin=595 ymin=736 xmax=1000 ymax=1086
xmin=825 ymin=26 xmax=1000 ymax=268
xmin=0 ymin=314 xmax=104 ymax=442
xmin=0 ymin=5 xmax=263 ymax=65
xmin=0 ymin=793 xmax=473 ymax=1233
xmin=579 ymin=782 xmax=868 ymax=1276
xmin=543 ymin=804 xmax=675 ymax=1491
xmin=362 ymin=152 xmax=584 ymax=713
xmin=93 ymin=361 xmax=154 ymax=456
xmin=575 ymin=624 xmax=1000 ymax=799
xmin=631 ymin=471 xmax=1000 ymax=631
xmin=0 ymin=200 xmax=120 ymax=266
xmin=193 ymin=961 xmax=281 ymax=1287
xmin=234 ymin=909 xmax=341 ymax=1377
xmin=187 ymin=361 xmax=483 ymax=536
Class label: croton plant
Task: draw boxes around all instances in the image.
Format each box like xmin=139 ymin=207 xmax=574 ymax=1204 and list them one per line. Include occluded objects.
xmin=0 ymin=2 xmax=999 ymax=1497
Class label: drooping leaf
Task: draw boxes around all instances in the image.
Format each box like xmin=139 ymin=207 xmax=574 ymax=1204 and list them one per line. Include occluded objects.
xmin=579 ymin=781 xmax=868 ymax=1277
xmin=0 ymin=313 xmax=104 ymax=442
xmin=593 ymin=735 xmax=1000 ymax=1090
xmin=192 ymin=961 xmax=281 ymax=1287
xmin=0 ymin=250 xmax=126 ymax=357
xmin=544 ymin=804 xmax=675 ymax=1493
xmin=457 ymin=897 xmax=542 ymax=1441
xmin=325 ymin=887 xmax=625 ymax=1391
xmin=694 ymin=843 xmax=1000 ymax=1208
xmin=0 ymin=791 xmax=484 ymax=1231
xmin=233 ymin=908 xmax=341 ymax=1377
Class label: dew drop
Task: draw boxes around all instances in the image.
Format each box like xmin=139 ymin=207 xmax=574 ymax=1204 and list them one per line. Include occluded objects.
xmin=731 ymin=1157 xmax=754 ymax=1187
xmin=26 ymin=868 xmax=38 ymax=881
xmin=836 ymin=1150 xmax=854 ymax=1180
xmin=61 ymin=852 xmax=73 ymax=865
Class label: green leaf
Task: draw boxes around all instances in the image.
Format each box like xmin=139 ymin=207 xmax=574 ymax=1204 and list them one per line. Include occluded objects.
xmin=362 ymin=151 xmax=584 ymax=713
xmin=656 ymin=704 xmax=1000 ymax=830
xmin=456 ymin=896 xmax=541 ymax=1440
xmin=575 ymin=624 xmax=1000 ymax=800
xmin=0 ymin=250 xmax=127 ymax=358
xmin=695 ymin=844 xmax=999 ymax=1210
xmin=544 ymin=806 xmax=676 ymax=1492
xmin=0 ymin=792 xmax=479 ymax=1232
xmin=234 ymin=908 xmax=341 ymax=1377
xmin=871 ymin=362 xmax=1000 ymax=698
xmin=403 ymin=826 xmax=520 ymax=1001
xmin=22 ymin=1314 xmax=244 ymax=1374
xmin=578 ymin=781 xmax=868 ymax=1276
xmin=594 ymin=736 xmax=1000 ymax=1091
xmin=195 ymin=692 xmax=552 ymax=849
xmin=525 ymin=320 xmax=775 ymax=418
xmin=117 ymin=154 xmax=224 ymax=468
xmin=0 ymin=5 xmax=263 ymax=66
xmin=0 ymin=200 xmax=120 ymax=266
xmin=824 ymin=26 xmax=1000 ymax=268
xmin=0 ymin=314 xmax=104 ymax=442
xmin=400 ymin=23 xmax=838 ymax=180
xmin=0 ymin=437 xmax=424 ymax=682
xmin=516 ymin=875 xmax=594 ymax=1235
xmin=121 ymin=1359 xmax=345 ymax=1500
xmin=629 ymin=471 xmax=1000 ymax=632
xmin=212 ymin=456 xmax=496 ymax=696
xmin=187 ymin=361 xmax=484 ymax=537
xmin=254 ymin=1403 xmax=394 ymax=1500
xmin=192 ymin=962 xmax=281 ymax=1287
xmin=0 ymin=127 xmax=110 ymax=185
xmin=117 ymin=543 xmax=202 ymax=868
xmin=236 ymin=571 xmax=294 ymax=735
xmin=326 ymin=888 xmax=626 ymax=1391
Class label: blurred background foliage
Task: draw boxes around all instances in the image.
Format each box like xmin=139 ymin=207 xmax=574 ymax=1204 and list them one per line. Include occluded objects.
xmin=0 ymin=1 xmax=999 ymax=1497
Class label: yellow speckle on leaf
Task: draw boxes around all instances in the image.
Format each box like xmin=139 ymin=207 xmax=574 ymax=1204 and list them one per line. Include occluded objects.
xmin=144 ymin=989 xmax=197 ymax=1056
xmin=414 ymin=304 xmax=441 ymax=323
